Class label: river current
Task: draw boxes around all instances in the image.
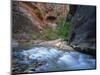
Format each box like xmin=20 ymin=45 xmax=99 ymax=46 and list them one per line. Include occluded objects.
xmin=13 ymin=46 xmax=96 ymax=73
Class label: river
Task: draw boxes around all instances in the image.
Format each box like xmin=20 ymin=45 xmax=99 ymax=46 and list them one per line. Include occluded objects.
xmin=12 ymin=46 xmax=96 ymax=73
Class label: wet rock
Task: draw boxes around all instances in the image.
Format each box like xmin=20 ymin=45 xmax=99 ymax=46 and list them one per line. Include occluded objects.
xmin=12 ymin=39 xmax=19 ymax=48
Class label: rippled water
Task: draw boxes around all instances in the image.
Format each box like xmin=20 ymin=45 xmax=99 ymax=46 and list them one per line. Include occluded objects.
xmin=13 ymin=47 xmax=96 ymax=73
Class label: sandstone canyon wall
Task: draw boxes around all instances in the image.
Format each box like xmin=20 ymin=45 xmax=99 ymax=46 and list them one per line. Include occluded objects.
xmin=12 ymin=1 xmax=96 ymax=56
xmin=12 ymin=1 xmax=69 ymax=33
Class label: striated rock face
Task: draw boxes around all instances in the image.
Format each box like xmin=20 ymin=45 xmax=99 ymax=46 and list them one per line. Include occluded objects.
xmin=68 ymin=5 xmax=96 ymax=56
xmin=12 ymin=1 xmax=69 ymax=32
xmin=12 ymin=1 xmax=39 ymax=33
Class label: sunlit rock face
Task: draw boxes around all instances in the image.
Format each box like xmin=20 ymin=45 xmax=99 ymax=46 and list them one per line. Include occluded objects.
xmin=13 ymin=47 xmax=96 ymax=73
xmin=68 ymin=6 xmax=96 ymax=55
xmin=12 ymin=1 xmax=69 ymax=31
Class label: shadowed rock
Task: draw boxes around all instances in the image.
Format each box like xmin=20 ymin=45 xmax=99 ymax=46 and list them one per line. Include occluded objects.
xmin=68 ymin=5 xmax=96 ymax=56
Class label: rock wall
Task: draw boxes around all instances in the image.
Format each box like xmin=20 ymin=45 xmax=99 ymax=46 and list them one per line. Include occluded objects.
xmin=12 ymin=1 xmax=69 ymax=32
xmin=12 ymin=1 xmax=39 ymax=33
xmin=12 ymin=1 xmax=96 ymax=56
xmin=68 ymin=5 xmax=96 ymax=56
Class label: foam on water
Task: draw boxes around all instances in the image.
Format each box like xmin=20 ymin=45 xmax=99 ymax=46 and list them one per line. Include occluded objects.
xmin=13 ymin=47 xmax=96 ymax=72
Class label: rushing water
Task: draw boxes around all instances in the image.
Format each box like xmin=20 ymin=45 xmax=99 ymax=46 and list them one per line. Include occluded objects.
xmin=13 ymin=47 xmax=96 ymax=73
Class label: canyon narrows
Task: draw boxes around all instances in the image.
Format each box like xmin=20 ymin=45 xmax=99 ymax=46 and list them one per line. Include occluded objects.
xmin=12 ymin=1 xmax=96 ymax=74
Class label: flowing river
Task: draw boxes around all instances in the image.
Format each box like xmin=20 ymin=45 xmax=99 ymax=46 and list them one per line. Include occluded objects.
xmin=12 ymin=46 xmax=96 ymax=73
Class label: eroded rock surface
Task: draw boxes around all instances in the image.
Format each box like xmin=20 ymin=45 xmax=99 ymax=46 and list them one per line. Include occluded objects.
xmin=12 ymin=1 xmax=69 ymax=32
